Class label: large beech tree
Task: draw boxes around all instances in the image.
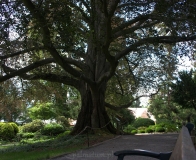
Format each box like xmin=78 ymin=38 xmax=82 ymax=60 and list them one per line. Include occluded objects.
xmin=0 ymin=0 xmax=196 ymax=134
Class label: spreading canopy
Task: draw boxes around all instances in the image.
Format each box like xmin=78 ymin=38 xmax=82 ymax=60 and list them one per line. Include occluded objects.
xmin=0 ymin=0 xmax=196 ymax=133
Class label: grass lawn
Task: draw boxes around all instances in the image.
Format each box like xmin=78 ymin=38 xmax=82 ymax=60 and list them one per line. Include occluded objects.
xmin=0 ymin=146 xmax=84 ymax=160
xmin=0 ymin=132 xmax=115 ymax=160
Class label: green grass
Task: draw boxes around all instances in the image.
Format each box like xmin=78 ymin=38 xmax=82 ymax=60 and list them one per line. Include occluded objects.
xmin=0 ymin=131 xmax=115 ymax=160
xmin=0 ymin=145 xmax=85 ymax=160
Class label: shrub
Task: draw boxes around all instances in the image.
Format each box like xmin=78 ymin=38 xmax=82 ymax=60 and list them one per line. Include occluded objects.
xmin=0 ymin=123 xmax=15 ymax=140
xmin=56 ymin=116 xmax=70 ymax=128
xmin=155 ymin=126 xmax=165 ymax=132
xmin=20 ymin=132 xmax=35 ymax=139
xmin=41 ymin=123 xmax=65 ymax=136
xmin=9 ymin=122 xmax=19 ymax=135
xmin=131 ymin=130 xmax=137 ymax=134
xmin=57 ymin=130 xmax=71 ymax=138
xmin=164 ymin=123 xmax=177 ymax=132
xmin=22 ymin=119 xmax=44 ymax=133
xmin=137 ymin=129 xmax=145 ymax=133
xmin=148 ymin=125 xmax=156 ymax=131
xmin=0 ymin=122 xmax=4 ymax=133
xmin=156 ymin=122 xmax=177 ymax=132
xmin=132 ymin=118 xmax=155 ymax=128
xmin=123 ymin=125 xmax=136 ymax=133
xmin=137 ymin=126 xmax=146 ymax=133
xmin=145 ymin=127 xmax=154 ymax=133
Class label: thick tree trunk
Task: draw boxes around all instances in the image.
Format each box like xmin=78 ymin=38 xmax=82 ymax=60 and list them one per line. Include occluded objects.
xmin=71 ymin=83 xmax=116 ymax=135
xmin=71 ymin=2 xmax=117 ymax=135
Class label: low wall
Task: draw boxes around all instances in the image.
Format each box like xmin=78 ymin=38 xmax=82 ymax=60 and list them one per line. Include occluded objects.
xmin=169 ymin=126 xmax=196 ymax=160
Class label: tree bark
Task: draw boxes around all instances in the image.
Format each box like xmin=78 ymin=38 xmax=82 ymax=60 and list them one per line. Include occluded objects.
xmin=71 ymin=82 xmax=116 ymax=135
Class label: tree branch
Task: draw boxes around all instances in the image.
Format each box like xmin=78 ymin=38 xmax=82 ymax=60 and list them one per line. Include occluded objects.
xmin=105 ymin=89 xmax=160 ymax=111
xmin=0 ymin=58 xmax=54 ymax=82
xmin=112 ymin=20 xmax=159 ymax=40
xmin=22 ymin=0 xmax=94 ymax=85
xmin=115 ymin=35 xmax=196 ymax=61
xmin=20 ymin=73 xmax=81 ymax=90
xmin=0 ymin=47 xmax=44 ymax=59
xmin=112 ymin=14 xmax=158 ymax=35
xmin=108 ymin=0 xmax=120 ymax=17
xmin=69 ymin=1 xmax=91 ymax=24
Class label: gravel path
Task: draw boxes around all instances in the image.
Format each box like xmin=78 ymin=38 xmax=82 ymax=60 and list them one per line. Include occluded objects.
xmin=49 ymin=133 xmax=178 ymax=160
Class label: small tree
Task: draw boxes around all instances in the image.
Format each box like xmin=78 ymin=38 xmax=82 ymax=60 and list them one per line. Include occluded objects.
xmin=28 ymin=103 xmax=56 ymax=121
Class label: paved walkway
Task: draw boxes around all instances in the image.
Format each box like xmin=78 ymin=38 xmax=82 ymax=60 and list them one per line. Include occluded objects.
xmin=50 ymin=133 xmax=178 ymax=160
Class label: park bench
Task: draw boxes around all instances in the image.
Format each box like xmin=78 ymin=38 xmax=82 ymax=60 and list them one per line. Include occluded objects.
xmin=114 ymin=126 xmax=196 ymax=160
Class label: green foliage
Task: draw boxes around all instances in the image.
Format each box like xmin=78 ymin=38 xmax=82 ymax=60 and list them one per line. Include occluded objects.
xmin=18 ymin=132 xmax=35 ymax=139
xmin=28 ymin=103 xmax=57 ymax=120
xmin=131 ymin=130 xmax=137 ymax=134
xmin=107 ymin=108 xmax=135 ymax=128
xmin=57 ymin=130 xmax=71 ymax=138
xmin=123 ymin=125 xmax=136 ymax=133
xmin=56 ymin=116 xmax=70 ymax=128
xmin=0 ymin=0 xmax=195 ymax=135
xmin=0 ymin=122 xmax=4 ymax=130
xmin=148 ymin=93 xmax=181 ymax=123
xmin=155 ymin=126 xmax=165 ymax=132
xmin=148 ymin=125 xmax=156 ymax=131
xmin=9 ymin=122 xmax=19 ymax=135
xmin=132 ymin=118 xmax=155 ymax=128
xmin=0 ymin=80 xmax=24 ymax=122
xmin=145 ymin=127 xmax=154 ymax=133
xmin=156 ymin=122 xmax=178 ymax=132
xmin=171 ymin=70 xmax=196 ymax=110
xmin=0 ymin=123 xmax=15 ymax=140
xmin=137 ymin=126 xmax=146 ymax=133
xmin=22 ymin=120 xmax=44 ymax=133
xmin=41 ymin=123 xmax=65 ymax=136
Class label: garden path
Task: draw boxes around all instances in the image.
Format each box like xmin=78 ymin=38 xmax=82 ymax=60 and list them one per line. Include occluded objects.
xmin=50 ymin=133 xmax=178 ymax=160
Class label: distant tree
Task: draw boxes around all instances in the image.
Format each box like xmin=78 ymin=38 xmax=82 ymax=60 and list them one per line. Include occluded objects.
xmin=171 ymin=70 xmax=196 ymax=111
xmin=28 ymin=102 xmax=56 ymax=121
xmin=148 ymin=94 xmax=181 ymax=122
xmin=23 ymin=81 xmax=80 ymax=120
xmin=0 ymin=80 xmax=24 ymax=122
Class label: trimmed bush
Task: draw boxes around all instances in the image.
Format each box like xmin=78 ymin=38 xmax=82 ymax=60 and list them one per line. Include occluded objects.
xmin=132 ymin=118 xmax=155 ymax=128
xmin=131 ymin=130 xmax=137 ymax=134
xmin=123 ymin=125 xmax=136 ymax=133
xmin=0 ymin=123 xmax=15 ymax=140
xmin=41 ymin=123 xmax=65 ymax=136
xmin=137 ymin=126 xmax=146 ymax=133
xmin=165 ymin=124 xmax=177 ymax=132
xmin=148 ymin=125 xmax=156 ymax=131
xmin=156 ymin=122 xmax=177 ymax=132
xmin=155 ymin=126 xmax=165 ymax=132
xmin=145 ymin=127 xmax=154 ymax=133
xmin=138 ymin=130 xmax=145 ymax=133
xmin=57 ymin=130 xmax=71 ymax=138
xmin=22 ymin=119 xmax=44 ymax=133
xmin=56 ymin=116 xmax=70 ymax=128
xmin=19 ymin=132 xmax=35 ymax=139
xmin=9 ymin=122 xmax=19 ymax=135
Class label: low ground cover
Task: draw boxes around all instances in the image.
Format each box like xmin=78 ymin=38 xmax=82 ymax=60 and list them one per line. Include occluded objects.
xmin=0 ymin=129 xmax=115 ymax=160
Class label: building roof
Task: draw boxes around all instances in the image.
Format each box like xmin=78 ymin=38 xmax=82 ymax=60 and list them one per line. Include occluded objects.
xmin=128 ymin=108 xmax=155 ymax=121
